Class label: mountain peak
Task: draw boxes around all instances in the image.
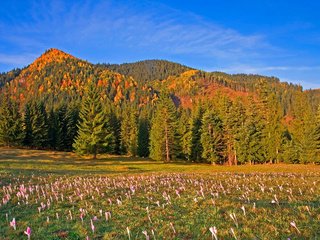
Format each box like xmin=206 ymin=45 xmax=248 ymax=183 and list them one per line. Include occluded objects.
xmin=42 ymin=48 xmax=74 ymax=57
xmin=29 ymin=48 xmax=76 ymax=72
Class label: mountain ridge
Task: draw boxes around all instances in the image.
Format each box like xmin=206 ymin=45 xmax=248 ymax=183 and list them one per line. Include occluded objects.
xmin=0 ymin=48 xmax=319 ymax=113
xmin=0 ymin=48 xmax=309 ymax=90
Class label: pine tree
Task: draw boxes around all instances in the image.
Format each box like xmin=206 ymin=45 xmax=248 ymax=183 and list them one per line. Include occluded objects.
xmin=56 ymin=104 xmax=68 ymax=151
xmin=47 ymin=108 xmax=58 ymax=149
xmin=150 ymin=93 xmax=177 ymax=162
xmin=106 ymin=106 xmax=122 ymax=154
xmin=225 ymin=98 xmax=246 ymax=165
xmin=177 ymin=109 xmax=191 ymax=160
xmin=257 ymin=80 xmax=283 ymax=163
xmin=314 ymin=105 xmax=320 ymax=163
xmin=291 ymin=92 xmax=316 ymax=163
xmin=236 ymin=98 xmax=264 ymax=164
xmin=280 ymin=130 xmax=300 ymax=163
xmin=65 ymin=103 xmax=79 ymax=151
xmin=137 ymin=118 xmax=150 ymax=157
xmin=0 ymin=97 xmax=24 ymax=146
xmin=243 ymin=119 xmax=264 ymax=164
xmin=121 ymin=107 xmax=138 ymax=156
xmin=73 ymin=84 xmax=112 ymax=159
xmin=24 ymin=101 xmax=49 ymax=148
xmin=23 ymin=103 xmax=32 ymax=146
xmin=189 ymin=103 xmax=203 ymax=162
xmin=200 ymin=109 xmax=225 ymax=164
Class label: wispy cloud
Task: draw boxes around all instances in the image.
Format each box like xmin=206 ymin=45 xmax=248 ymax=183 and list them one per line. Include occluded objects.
xmin=0 ymin=0 xmax=319 ymax=89
xmin=0 ymin=0 xmax=270 ymax=61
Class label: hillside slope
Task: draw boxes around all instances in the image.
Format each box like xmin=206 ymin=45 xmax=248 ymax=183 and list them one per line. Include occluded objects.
xmin=1 ymin=48 xmax=319 ymax=115
xmin=2 ymin=49 xmax=155 ymax=108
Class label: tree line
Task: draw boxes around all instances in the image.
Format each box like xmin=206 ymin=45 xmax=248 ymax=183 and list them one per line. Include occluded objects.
xmin=1 ymin=81 xmax=319 ymax=164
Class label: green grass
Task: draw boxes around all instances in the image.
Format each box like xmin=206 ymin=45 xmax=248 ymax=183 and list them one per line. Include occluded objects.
xmin=0 ymin=148 xmax=320 ymax=239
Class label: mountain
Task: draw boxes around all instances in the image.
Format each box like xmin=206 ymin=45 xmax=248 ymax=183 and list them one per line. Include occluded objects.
xmin=1 ymin=48 xmax=319 ymax=115
xmin=1 ymin=48 xmax=155 ymax=108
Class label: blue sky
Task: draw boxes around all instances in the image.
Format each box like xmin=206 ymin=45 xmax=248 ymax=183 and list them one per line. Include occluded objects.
xmin=0 ymin=0 xmax=320 ymax=89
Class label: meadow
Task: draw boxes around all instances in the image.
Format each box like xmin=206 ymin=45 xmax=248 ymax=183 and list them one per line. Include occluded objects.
xmin=0 ymin=148 xmax=320 ymax=239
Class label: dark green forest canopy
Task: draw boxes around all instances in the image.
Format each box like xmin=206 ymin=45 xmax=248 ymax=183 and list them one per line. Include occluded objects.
xmin=97 ymin=60 xmax=193 ymax=83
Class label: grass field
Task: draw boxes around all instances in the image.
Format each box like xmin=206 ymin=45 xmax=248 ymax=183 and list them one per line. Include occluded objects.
xmin=0 ymin=148 xmax=320 ymax=239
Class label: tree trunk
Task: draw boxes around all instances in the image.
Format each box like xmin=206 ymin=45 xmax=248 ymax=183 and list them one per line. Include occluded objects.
xmin=227 ymin=142 xmax=232 ymax=166
xmin=165 ymin=124 xmax=170 ymax=163
xmin=93 ymin=146 xmax=97 ymax=159
xmin=234 ymin=149 xmax=238 ymax=165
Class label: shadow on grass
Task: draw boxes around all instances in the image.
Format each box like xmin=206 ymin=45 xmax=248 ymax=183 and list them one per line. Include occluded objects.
xmin=0 ymin=148 xmax=158 ymax=164
xmin=0 ymin=148 xmax=163 ymax=176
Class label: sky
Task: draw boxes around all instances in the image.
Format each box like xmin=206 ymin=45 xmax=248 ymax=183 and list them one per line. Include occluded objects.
xmin=0 ymin=0 xmax=320 ymax=89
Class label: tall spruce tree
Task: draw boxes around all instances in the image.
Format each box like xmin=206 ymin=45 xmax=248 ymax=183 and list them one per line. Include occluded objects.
xmin=200 ymin=109 xmax=225 ymax=164
xmin=189 ymin=103 xmax=204 ymax=162
xmin=137 ymin=118 xmax=150 ymax=157
xmin=314 ymin=105 xmax=320 ymax=163
xmin=291 ymin=92 xmax=316 ymax=163
xmin=178 ymin=109 xmax=192 ymax=160
xmin=257 ymin=80 xmax=282 ymax=163
xmin=56 ymin=104 xmax=68 ymax=151
xmin=47 ymin=108 xmax=58 ymax=149
xmin=73 ymin=84 xmax=112 ymax=159
xmin=0 ymin=97 xmax=24 ymax=146
xmin=149 ymin=93 xmax=177 ymax=162
xmin=120 ymin=107 xmax=138 ymax=156
xmin=225 ymin=98 xmax=246 ymax=165
xmin=65 ymin=103 xmax=80 ymax=151
xmin=235 ymin=97 xmax=264 ymax=164
xmin=24 ymin=101 xmax=49 ymax=148
xmin=23 ymin=103 xmax=32 ymax=146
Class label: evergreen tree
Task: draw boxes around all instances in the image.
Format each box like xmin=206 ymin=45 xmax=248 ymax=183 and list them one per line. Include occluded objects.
xmin=225 ymin=98 xmax=246 ymax=165
xmin=121 ymin=107 xmax=138 ymax=156
xmin=73 ymin=84 xmax=112 ymax=159
xmin=24 ymin=101 xmax=49 ymax=148
xmin=106 ymin=106 xmax=122 ymax=154
xmin=314 ymin=105 xmax=320 ymax=163
xmin=291 ymin=92 xmax=316 ymax=163
xmin=257 ymin=80 xmax=282 ymax=163
xmin=65 ymin=103 xmax=80 ymax=151
xmin=280 ymin=130 xmax=300 ymax=163
xmin=236 ymin=98 xmax=264 ymax=164
xmin=177 ymin=109 xmax=191 ymax=160
xmin=200 ymin=109 xmax=225 ymax=164
xmin=0 ymin=97 xmax=24 ymax=146
xmin=150 ymin=93 xmax=177 ymax=162
xmin=33 ymin=101 xmax=49 ymax=148
xmin=23 ymin=103 xmax=32 ymax=146
xmin=137 ymin=118 xmax=150 ymax=157
xmin=56 ymin=104 xmax=68 ymax=151
xmin=47 ymin=108 xmax=58 ymax=149
xmin=189 ymin=103 xmax=204 ymax=162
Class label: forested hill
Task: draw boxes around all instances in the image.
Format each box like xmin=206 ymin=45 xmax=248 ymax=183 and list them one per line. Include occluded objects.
xmin=0 ymin=68 xmax=22 ymax=88
xmin=98 ymin=60 xmax=193 ymax=84
xmin=1 ymin=48 xmax=156 ymax=109
xmin=1 ymin=48 xmax=320 ymax=165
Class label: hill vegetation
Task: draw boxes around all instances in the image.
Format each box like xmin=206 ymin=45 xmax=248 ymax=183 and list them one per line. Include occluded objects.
xmin=99 ymin=59 xmax=192 ymax=84
xmin=0 ymin=48 xmax=320 ymax=164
